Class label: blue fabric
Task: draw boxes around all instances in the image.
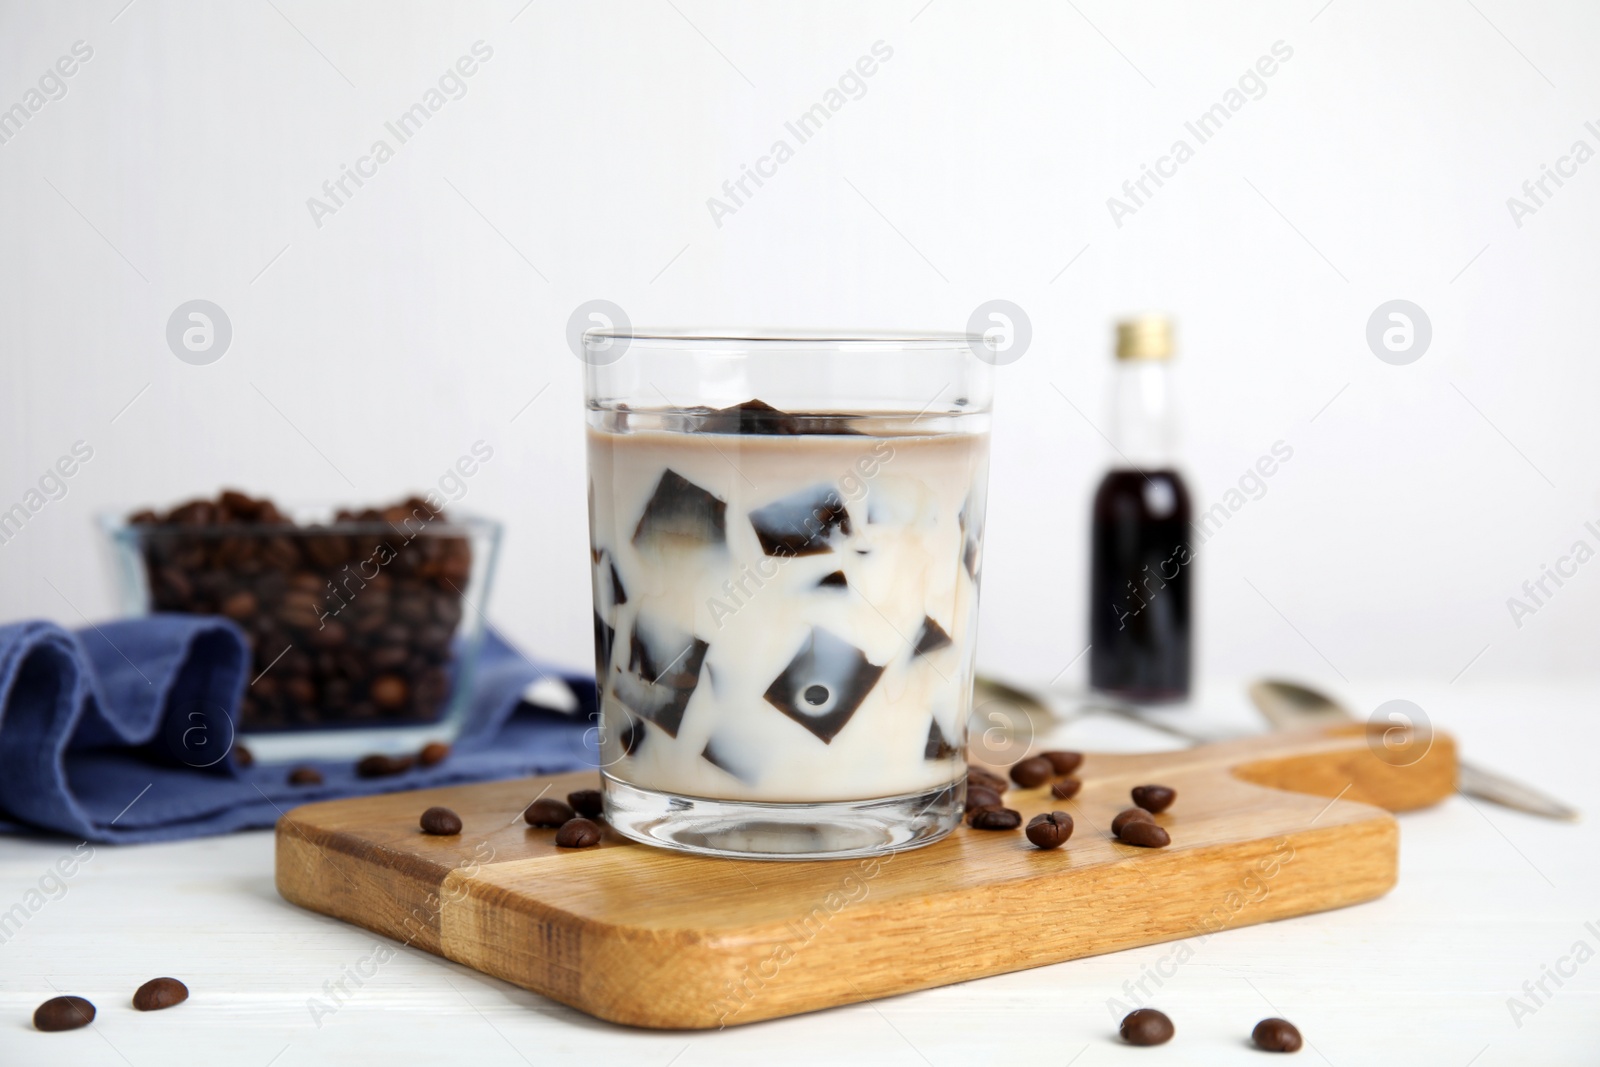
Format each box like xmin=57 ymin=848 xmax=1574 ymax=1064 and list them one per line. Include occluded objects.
xmin=0 ymin=616 xmax=596 ymax=843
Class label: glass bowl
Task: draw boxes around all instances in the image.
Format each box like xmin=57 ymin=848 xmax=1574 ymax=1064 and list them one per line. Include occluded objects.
xmin=102 ymin=502 xmax=502 ymax=762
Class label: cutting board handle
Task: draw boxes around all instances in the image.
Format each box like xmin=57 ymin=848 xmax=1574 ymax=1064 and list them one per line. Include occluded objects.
xmin=1229 ymin=723 xmax=1457 ymax=813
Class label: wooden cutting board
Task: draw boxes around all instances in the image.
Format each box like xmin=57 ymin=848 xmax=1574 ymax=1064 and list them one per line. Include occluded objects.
xmin=275 ymin=723 xmax=1455 ymax=1029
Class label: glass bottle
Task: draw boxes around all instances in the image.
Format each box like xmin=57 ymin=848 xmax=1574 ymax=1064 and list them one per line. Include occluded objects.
xmin=1088 ymin=315 xmax=1193 ymax=702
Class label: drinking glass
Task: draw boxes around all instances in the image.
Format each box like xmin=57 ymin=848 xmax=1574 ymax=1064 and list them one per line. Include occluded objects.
xmin=585 ymin=330 xmax=994 ymax=859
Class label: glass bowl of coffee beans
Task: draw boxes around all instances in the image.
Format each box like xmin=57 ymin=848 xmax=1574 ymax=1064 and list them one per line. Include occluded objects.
xmin=104 ymin=490 xmax=502 ymax=762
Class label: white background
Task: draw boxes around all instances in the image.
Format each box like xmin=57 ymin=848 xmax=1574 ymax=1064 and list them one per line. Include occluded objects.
xmin=2 ymin=1 xmax=1598 ymax=695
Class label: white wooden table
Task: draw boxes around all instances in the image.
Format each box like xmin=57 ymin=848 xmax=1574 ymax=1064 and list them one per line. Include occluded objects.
xmin=4 ymin=679 xmax=1596 ymax=1066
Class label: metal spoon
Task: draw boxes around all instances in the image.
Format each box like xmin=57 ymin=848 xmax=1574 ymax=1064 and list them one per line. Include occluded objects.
xmin=1249 ymin=678 xmax=1579 ymax=822
xmin=973 ymin=675 xmax=1214 ymax=745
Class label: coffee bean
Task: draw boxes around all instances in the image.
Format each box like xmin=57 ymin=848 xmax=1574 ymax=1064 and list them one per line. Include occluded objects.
xmin=132 ymin=977 xmax=188 ymax=1012
xmin=1009 ymin=756 xmax=1053 ymax=788
xmin=288 ymin=765 xmax=324 ymax=786
xmin=1120 ymin=1007 xmax=1174 ymax=1046
xmin=279 ymin=646 xmax=312 ymax=675
xmin=233 ymin=744 xmax=254 ymax=769
xmin=356 ymin=753 xmax=415 ymax=778
xmin=34 ymin=995 xmax=95 ymax=1031
xmin=418 ymin=741 xmax=451 ymax=767
xmin=1040 ymin=750 xmax=1083 ymax=775
xmin=1252 ymin=1017 xmax=1303 ymax=1053
xmin=967 ymin=766 xmax=1008 ymax=793
xmin=1111 ymin=807 xmax=1155 ymax=835
xmin=1025 ymin=811 xmax=1074 ymax=849
xmin=967 ymin=806 xmax=1022 ymax=830
xmin=286 ymin=676 xmax=316 ymax=706
xmin=370 ymin=645 xmax=409 ymax=671
xmin=395 ymin=594 xmax=430 ymax=625
xmin=524 ymin=798 xmax=575 ymax=827
xmin=420 ymin=806 xmax=462 ymax=835
xmin=415 ymin=624 xmax=453 ymax=653
xmin=155 ymin=566 xmax=193 ymax=602
xmin=305 ymin=534 xmax=349 ymax=568
xmin=1050 ymin=777 xmax=1082 ymax=800
xmin=169 ymin=500 xmax=216 ymax=526
xmin=967 ymin=786 xmax=1003 ymax=811
xmin=308 ymin=619 xmax=349 ymax=649
xmin=554 ymin=817 xmax=603 ymax=848
xmin=370 ymin=674 xmax=409 ymax=711
xmin=567 ymin=789 xmax=603 ymax=820
xmin=262 ymin=536 xmax=300 ymax=570
xmin=323 ymin=678 xmax=355 ymax=710
xmin=376 ymin=623 xmax=410 ymax=648
xmin=1131 ymin=784 xmax=1176 ymax=813
xmin=220 ymin=590 xmax=258 ymax=620
xmin=1118 ymin=820 xmax=1171 ymax=848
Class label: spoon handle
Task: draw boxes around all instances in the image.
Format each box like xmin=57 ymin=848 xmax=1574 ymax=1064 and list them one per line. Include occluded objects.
xmin=1457 ymin=760 xmax=1581 ymax=822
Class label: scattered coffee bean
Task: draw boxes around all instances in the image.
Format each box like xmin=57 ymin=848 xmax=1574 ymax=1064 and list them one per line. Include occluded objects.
xmin=1111 ymin=807 xmax=1155 ymax=835
xmin=1120 ymin=1007 xmax=1174 ymax=1046
xmin=1118 ymin=819 xmax=1171 ymax=848
xmin=418 ymin=741 xmax=451 ymax=767
xmin=554 ymin=817 xmax=603 ymax=848
xmin=1252 ymin=1017 xmax=1303 ymax=1053
xmin=34 ymin=995 xmax=95 ymax=1032
xmin=966 ymin=766 xmax=1007 ymax=793
xmin=132 ymin=977 xmax=188 ymax=1012
xmin=233 ymin=744 xmax=254 ymax=769
xmin=1041 ymin=750 xmax=1083 ymax=776
xmin=968 ymin=806 xmax=1022 ymax=830
xmin=287 ymin=765 xmax=324 ymax=786
xmin=967 ymin=786 xmax=1003 ymax=811
xmin=1009 ymin=756 xmax=1054 ymax=788
xmin=524 ymin=798 xmax=575 ymax=827
xmin=1131 ymin=784 xmax=1176 ymax=814
xmin=1050 ymin=777 xmax=1082 ymax=800
xmin=356 ymin=753 xmax=415 ymax=778
xmin=1025 ymin=811 xmax=1074 ymax=849
xmin=567 ymin=789 xmax=604 ymax=820
xmin=420 ymin=806 xmax=462 ymax=835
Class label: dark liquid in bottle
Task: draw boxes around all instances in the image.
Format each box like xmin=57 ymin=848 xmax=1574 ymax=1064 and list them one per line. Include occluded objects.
xmin=1089 ymin=468 xmax=1192 ymax=702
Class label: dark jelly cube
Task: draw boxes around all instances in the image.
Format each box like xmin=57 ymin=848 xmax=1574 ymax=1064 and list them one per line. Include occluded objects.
xmin=700 ymin=736 xmax=759 ymax=782
xmin=749 ymin=484 xmax=852 ymax=557
xmin=593 ymin=612 xmax=615 ymax=684
xmin=913 ymin=616 xmax=952 ymax=657
xmin=763 ymin=627 xmax=884 ymax=743
xmin=632 ymin=470 xmax=727 ymax=550
xmin=616 ymin=614 xmax=709 ymax=737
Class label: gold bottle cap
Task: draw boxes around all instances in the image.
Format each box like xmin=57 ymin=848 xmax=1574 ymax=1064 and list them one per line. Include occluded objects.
xmin=1115 ymin=315 xmax=1174 ymax=360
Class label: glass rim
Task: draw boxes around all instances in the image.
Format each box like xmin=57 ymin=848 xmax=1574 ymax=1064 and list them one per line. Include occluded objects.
xmin=584 ymin=327 xmax=990 ymax=348
xmin=98 ymin=511 xmax=502 ymax=541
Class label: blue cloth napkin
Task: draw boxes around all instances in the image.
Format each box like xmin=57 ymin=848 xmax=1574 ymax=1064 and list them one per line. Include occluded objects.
xmin=0 ymin=616 xmax=596 ymax=843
